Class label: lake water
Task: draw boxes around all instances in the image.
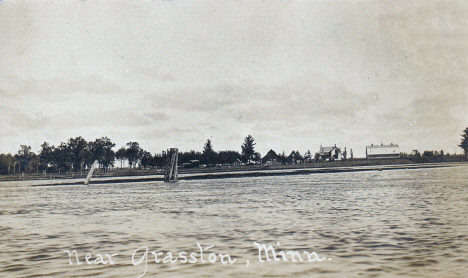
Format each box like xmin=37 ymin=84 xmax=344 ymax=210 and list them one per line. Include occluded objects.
xmin=0 ymin=166 xmax=467 ymax=277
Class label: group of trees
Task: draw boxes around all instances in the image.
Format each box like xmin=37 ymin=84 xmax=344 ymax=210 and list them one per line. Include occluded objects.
xmin=0 ymin=137 xmax=118 ymax=175
xmin=0 ymin=137 xmax=160 ymax=175
xmin=2 ymin=129 xmax=468 ymax=176
xmin=178 ymin=135 xmax=260 ymax=167
xmin=115 ymin=142 xmax=166 ymax=170
xmin=399 ymin=128 xmax=468 ymax=162
xmin=0 ymin=145 xmax=40 ymax=175
xmin=0 ymin=135 xmax=261 ymax=175
xmin=115 ymin=135 xmax=260 ymax=169
xmin=401 ymin=149 xmax=453 ymax=163
xmin=37 ymin=137 xmax=117 ymax=174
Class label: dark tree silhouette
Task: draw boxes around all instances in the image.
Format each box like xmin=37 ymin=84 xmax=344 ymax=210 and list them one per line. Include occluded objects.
xmin=67 ymin=137 xmax=88 ymax=173
xmin=202 ymin=139 xmax=217 ymax=166
xmin=241 ymin=135 xmax=256 ymax=163
xmin=15 ymin=145 xmax=34 ymax=173
xmin=459 ymin=127 xmax=468 ymax=156
xmin=140 ymin=150 xmax=153 ymax=169
xmin=91 ymin=137 xmax=116 ymax=171
xmin=218 ymin=150 xmax=241 ymax=165
xmin=125 ymin=142 xmax=141 ymax=169
xmin=115 ymin=147 xmax=127 ymax=169
xmin=40 ymin=142 xmax=54 ymax=172
xmin=179 ymin=150 xmax=202 ymax=165
xmin=0 ymin=153 xmax=15 ymax=175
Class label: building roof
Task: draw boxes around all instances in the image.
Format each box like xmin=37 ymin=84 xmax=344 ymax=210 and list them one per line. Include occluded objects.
xmin=262 ymin=149 xmax=281 ymax=161
xmin=288 ymin=150 xmax=302 ymax=158
xmin=366 ymin=143 xmax=399 ymax=148
xmin=321 ymin=147 xmax=334 ymax=153
xmin=320 ymin=146 xmax=341 ymax=154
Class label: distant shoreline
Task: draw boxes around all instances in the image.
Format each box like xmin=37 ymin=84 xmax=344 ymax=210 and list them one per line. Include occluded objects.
xmin=1 ymin=161 xmax=466 ymax=187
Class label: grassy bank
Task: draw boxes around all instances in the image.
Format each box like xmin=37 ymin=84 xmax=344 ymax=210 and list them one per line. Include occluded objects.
xmin=0 ymin=159 xmax=466 ymax=186
xmin=0 ymin=158 xmax=409 ymax=182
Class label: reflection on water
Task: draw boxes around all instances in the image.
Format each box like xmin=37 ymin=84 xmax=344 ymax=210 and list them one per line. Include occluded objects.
xmin=0 ymin=166 xmax=467 ymax=277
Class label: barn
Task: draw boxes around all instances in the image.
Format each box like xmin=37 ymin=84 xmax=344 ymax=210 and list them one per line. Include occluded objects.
xmin=366 ymin=143 xmax=400 ymax=159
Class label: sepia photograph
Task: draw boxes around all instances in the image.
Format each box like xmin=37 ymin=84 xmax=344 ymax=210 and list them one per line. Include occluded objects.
xmin=1 ymin=0 xmax=467 ymax=277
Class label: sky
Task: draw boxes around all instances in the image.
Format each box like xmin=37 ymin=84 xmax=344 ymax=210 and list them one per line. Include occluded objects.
xmin=1 ymin=0 xmax=467 ymax=158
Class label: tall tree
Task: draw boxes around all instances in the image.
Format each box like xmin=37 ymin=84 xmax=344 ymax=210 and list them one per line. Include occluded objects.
xmin=91 ymin=137 xmax=116 ymax=171
xmin=16 ymin=145 xmax=34 ymax=173
xmin=67 ymin=137 xmax=88 ymax=173
xmin=202 ymin=139 xmax=217 ymax=166
xmin=28 ymin=155 xmax=40 ymax=174
xmin=53 ymin=142 xmax=70 ymax=173
xmin=115 ymin=147 xmax=127 ymax=169
xmin=140 ymin=150 xmax=153 ymax=169
xmin=39 ymin=142 xmax=55 ymax=172
xmin=304 ymin=149 xmax=312 ymax=160
xmin=459 ymin=127 xmax=468 ymax=156
xmin=203 ymin=139 xmax=213 ymax=153
xmin=82 ymin=144 xmax=94 ymax=170
xmin=125 ymin=142 xmax=141 ymax=169
xmin=0 ymin=153 xmax=15 ymax=175
xmin=241 ymin=135 xmax=256 ymax=163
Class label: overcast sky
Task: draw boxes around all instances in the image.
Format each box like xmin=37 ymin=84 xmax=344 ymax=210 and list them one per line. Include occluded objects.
xmin=1 ymin=0 xmax=467 ymax=157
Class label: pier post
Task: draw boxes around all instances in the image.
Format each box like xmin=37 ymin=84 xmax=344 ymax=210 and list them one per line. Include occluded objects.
xmin=164 ymin=148 xmax=178 ymax=182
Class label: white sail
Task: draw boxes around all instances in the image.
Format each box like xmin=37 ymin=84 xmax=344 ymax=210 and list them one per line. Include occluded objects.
xmin=84 ymin=160 xmax=99 ymax=185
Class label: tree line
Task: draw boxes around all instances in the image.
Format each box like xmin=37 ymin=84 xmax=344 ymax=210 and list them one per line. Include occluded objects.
xmin=1 ymin=128 xmax=468 ymax=176
xmin=401 ymin=150 xmax=463 ymax=163
xmin=0 ymin=135 xmax=260 ymax=175
xmin=0 ymin=137 xmax=118 ymax=175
